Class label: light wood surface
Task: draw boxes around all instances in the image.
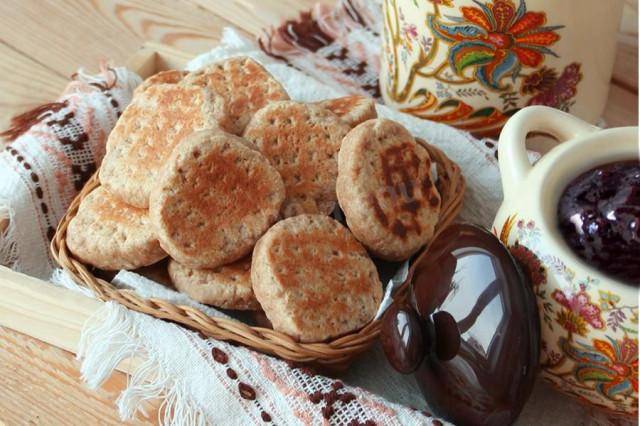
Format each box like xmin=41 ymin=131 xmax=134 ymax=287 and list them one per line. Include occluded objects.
xmin=0 ymin=326 xmax=158 ymax=425
xmin=0 ymin=0 xmax=637 ymax=424
xmin=0 ymin=266 xmax=103 ymax=355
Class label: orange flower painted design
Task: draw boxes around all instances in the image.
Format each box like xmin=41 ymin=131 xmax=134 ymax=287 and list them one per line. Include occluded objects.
xmin=428 ymin=0 xmax=563 ymax=91
xmin=562 ymin=336 xmax=638 ymax=400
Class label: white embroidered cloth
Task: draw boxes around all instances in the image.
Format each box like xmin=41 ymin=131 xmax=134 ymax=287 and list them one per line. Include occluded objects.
xmin=0 ymin=64 xmax=140 ymax=279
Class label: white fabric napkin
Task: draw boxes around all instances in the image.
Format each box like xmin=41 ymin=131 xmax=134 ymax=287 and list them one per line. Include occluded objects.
xmin=75 ymin=299 xmax=450 ymax=426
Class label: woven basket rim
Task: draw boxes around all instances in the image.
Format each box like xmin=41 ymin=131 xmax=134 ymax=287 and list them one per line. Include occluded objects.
xmin=51 ymin=139 xmax=466 ymax=368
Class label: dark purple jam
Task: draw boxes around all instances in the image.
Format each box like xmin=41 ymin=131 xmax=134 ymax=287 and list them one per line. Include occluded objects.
xmin=557 ymin=160 xmax=640 ymax=285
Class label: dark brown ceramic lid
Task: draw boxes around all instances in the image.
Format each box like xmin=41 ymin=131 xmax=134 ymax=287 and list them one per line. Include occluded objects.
xmin=381 ymin=223 xmax=540 ymax=426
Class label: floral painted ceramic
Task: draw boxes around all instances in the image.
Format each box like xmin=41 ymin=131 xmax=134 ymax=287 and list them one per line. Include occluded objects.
xmin=493 ymin=106 xmax=638 ymax=419
xmin=380 ymin=0 xmax=624 ymax=137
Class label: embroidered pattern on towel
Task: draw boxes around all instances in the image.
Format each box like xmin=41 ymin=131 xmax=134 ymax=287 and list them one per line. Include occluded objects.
xmin=0 ymin=62 xmax=141 ymax=278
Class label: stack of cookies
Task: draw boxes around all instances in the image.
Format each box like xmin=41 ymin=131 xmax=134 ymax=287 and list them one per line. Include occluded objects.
xmin=66 ymin=56 xmax=441 ymax=343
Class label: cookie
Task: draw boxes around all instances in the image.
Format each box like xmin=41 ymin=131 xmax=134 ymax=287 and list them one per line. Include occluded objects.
xmin=149 ymin=130 xmax=285 ymax=269
xmin=66 ymin=186 xmax=167 ymax=270
xmin=316 ymin=96 xmax=377 ymax=128
xmin=168 ymin=256 xmax=260 ymax=310
xmin=133 ymin=70 xmax=188 ymax=95
xmin=251 ymin=214 xmax=382 ymax=343
xmin=100 ymin=84 xmax=231 ymax=208
xmin=182 ymin=57 xmax=289 ymax=134
xmin=242 ymin=101 xmax=351 ymax=217
xmin=336 ymin=118 xmax=441 ymax=261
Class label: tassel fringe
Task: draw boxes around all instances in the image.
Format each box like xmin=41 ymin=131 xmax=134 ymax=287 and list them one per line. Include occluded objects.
xmin=69 ymin=61 xmax=141 ymax=95
xmin=49 ymin=268 xmax=96 ymax=299
xmin=77 ymin=302 xmax=206 ymax=425
xmin=0 ymin=199 xmax=19 ymax=271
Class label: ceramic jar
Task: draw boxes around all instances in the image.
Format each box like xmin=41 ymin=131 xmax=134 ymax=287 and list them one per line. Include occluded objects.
xmin=493 ymin=105 xmax=638 ymax=418
xmin=380 ymin=0 xmax=624 ymax=137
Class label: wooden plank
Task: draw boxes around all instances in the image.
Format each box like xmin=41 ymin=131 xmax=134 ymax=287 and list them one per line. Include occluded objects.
xmin=126 ymin=42 xmax=195 ymax=79
xmin=0 ymin=265 xmax=145 ymax=374
xmin=0 ymin=42 xmax=68 ymax=139
xmin=0 ymin=326 xmax=158 ymax=425
xmin=613 ymin=0 xmax=639 ymax=91
xmin=192 ymin=0 xmax=322 ymax=37
xmin=0 ymin=265 xmax=104 ymax=354
xmin=613 ymin=34 xmax=638 ymax=92
xmin=0 ymin=0 xmax=236 ymax=79
xmin=602 ymin=83 xmax=639 ymax=128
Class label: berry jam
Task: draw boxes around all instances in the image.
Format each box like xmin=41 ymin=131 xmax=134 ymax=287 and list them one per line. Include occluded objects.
xmin=557 ymin=160 xmax=640 ymax=285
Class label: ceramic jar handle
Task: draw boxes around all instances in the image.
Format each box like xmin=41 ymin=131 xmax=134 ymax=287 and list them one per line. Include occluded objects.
xmin=498 ymin=106 xmax=599 ymax=199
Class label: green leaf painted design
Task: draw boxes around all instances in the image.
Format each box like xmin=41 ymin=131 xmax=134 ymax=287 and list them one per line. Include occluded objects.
xmin=619 ymin=325 xmax=638 ymax=334
xmin=437 ymin=99 xmax=460 ymax=110
xmin=577 ymin=371 xmax=613 ymax=383
xmin=469 ymin=107 xmax=495 ymax=118
xmin=455 ymin=50 xmax=493 ymax=74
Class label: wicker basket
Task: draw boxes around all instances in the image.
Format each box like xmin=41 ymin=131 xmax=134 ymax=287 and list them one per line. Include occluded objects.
xmin=51 ymin=139 xmax=465 ymax=370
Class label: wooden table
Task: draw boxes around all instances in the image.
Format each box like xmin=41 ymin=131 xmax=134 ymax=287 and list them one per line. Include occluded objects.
xmin=0 ymin=0 xmax=637 ymax=423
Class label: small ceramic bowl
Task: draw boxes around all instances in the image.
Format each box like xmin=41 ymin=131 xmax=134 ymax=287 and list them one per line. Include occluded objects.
xmin=492 ymin=106 xmax=639 ymax=419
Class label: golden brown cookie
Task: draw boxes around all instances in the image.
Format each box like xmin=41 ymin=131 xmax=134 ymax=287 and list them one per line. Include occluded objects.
xmin=242 ymin=101 xmax=351 ymax=217
xmin=66 ymin=186 xmax=167 ymax=270
xmin=336 ymin=118 xmax=441 ymax=260
xmin=133 ymin=70 xmax=189 ymax=95
xmin=149 ymin=130 xmax=285 ymax=269
xmin=251 ymin=214 xmax=382 ymax=343
xmin=100 ymin=84 xmax=232 ymax=208
xmin=316 ymin=96 xmax=377 ymax=128
xmin=168 ymin=256 xmax=260 ymax=311
xmin=182 ymin=57 xmax=289 ymax=134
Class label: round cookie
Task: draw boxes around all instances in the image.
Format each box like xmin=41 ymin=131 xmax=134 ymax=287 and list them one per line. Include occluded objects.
xmin=251 ymin=214 xmax=382 ymax=343
xmin=150 ymin=130 xmax=285 ymax=269
xmin=100 ymin=84 xmax=232 ymax=208
xmin=316 ymin=96 xmax=377 ymax=128
xmin=242 ymin=101 xmax=351 ymax=217
xmin=336 ymin=118 xmax=441 ymax=261
xmin=133 ymin=70 xmax=189 ymax=95
xmin=168 ymin=256 xmax=260 ymax=311
xmin=66 ymin=186 xmax=167 ymax=270
xmin=182 ymin=57 xmax=289 ymax=134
